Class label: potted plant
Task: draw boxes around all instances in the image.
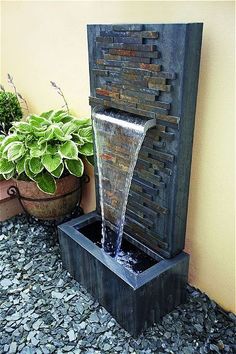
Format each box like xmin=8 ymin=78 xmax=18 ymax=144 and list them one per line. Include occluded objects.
xmin=0 ymin=75 xmax=27 ymax=221
xmin=0 ymin=109 xmax=94 ymax=220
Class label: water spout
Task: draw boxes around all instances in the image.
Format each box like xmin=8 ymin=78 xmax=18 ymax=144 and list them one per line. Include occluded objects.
xmin=92 ymin=107 xmax=156 ymax=258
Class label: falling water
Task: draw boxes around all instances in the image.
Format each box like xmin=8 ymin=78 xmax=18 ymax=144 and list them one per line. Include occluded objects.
xmin=92 ymin=109 xmax=148 ymax=258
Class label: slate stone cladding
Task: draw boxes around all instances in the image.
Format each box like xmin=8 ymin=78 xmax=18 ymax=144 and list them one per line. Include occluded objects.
xmin=87 ymin=24 xmax=203 ymax=258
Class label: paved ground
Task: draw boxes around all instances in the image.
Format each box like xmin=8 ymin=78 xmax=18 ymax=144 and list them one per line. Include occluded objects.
xmin=0 ymin=215 xmax=235 ymax=354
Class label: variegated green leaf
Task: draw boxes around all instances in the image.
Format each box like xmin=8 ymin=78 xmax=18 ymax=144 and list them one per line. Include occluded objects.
xmin=16 ymin=156 xmax=27 ymax=175
xmin=78 ymin=126 xmax=93 ymax=143
xmin=38 ymin=127 xmax=54 ymax=144
xmin=0 ymin=158 xmax=14 ymax=174
xmin=73 ymin=117 xmax=91 ymax=126
xmin=40 ymin=110 xmax=54 ymax=119
xmin=51 ymin=163 xmax=64 ymax=178
xmin=12 ymin=121 xmax=31 ymax=133
xmin=24 ymin=159 xmax=36 ymax=181
xmin=7 ymin=142 xmax=25 ymax=161
xmin=78 ymin=142 xmax=93 ymax=156
xmin=0 ymin=134 xmax=20 ymax=153
xmin=85 ymin=155 xmax=94 ymax=166
xmin=2 ymin=170 xmax=15 ymax=180
xmin=59 ymin=141 xmax=78 ymax=159
xmin=35 ymin=172 xmax=56 ymax=194
xmin=29 ymin=157 xmax=44 ymax=174
xmin=62 ymin=121 xmax=78 ymax=135
xmin=28 ymin=114 xmax=49 ymax=128
xmin=51 ymin=110 xmax=68 ymax=123
xmin=42 ymin=153 xmax=62 ymax=172
xmin=46 ymin=144 xmax=57 ymax=155
xmin=30 ymin=142 xmax=47 ymax=157
xmin=65 ymin=158 xmax=84 ymax=177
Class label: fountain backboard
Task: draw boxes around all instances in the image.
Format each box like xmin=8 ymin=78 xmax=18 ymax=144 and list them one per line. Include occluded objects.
xmin=59 ymin=23 xmax=203 ymax=336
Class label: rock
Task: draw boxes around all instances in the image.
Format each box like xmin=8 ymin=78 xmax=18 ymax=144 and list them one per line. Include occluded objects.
xmin=9 ymin=342 xmax=17 ymax=354
xmin=32 ymin=319 xmax=42 ymax=330
xmin=103 ymin=344 xmax=112 ymax=351
xmin=52 ymin=291 xmax=64 ymax=299
xmin=68 ymin=329 xmax=76 ymax=341
xmin=90 ymin=312 xmax=100 ymax=323
xmin=65 ymin=294 xmax=76 ymax=302
xmin=57 ymin=279 xmax=64 ymax=287
xmin=194 ymin=323 xmax=203 ymax=332
xmin=27 ymin=331 xmax=37 ymax=342
xmin=24 ymin=261 xmax=33 ymax=270
xmin=0 ymin=279 xmax=12 ymax=287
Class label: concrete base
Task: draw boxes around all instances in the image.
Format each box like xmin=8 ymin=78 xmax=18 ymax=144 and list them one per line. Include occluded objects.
xmin=58 ymin=211 xmax=189 ymax=337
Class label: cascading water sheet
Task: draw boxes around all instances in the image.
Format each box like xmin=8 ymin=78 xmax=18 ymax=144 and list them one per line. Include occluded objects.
xmin=92 ymin=109 xmax=147 ymax=257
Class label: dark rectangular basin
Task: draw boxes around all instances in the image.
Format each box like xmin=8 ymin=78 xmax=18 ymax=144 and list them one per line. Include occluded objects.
xmin=58 ymin=211 xmax=189 ymax=337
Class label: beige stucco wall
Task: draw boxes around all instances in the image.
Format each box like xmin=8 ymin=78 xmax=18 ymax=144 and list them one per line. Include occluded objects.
xmin=1 ymin=1 xmax=235 ymax=313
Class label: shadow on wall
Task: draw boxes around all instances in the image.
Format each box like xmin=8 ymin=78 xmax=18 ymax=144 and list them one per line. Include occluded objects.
xmin=185 ymin=29 xmax=214 ymax=285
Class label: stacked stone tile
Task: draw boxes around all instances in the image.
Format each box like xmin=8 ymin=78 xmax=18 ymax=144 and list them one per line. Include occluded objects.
xmin=89 ymin=24 xmax=179 ymax=127
xmin=88 ymin=23 xmax=202 ymax=258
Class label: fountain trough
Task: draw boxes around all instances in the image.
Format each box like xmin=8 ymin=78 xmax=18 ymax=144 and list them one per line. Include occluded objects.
xmin=59 ymin=212 xmax=189 ymax=336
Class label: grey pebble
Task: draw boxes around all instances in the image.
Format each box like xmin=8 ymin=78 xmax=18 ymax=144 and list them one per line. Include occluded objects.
xmin=0 ymin=215 xmax=235 ymax=354
xmin=52 ymin=291 xmax=64 ymax=299
xmin=68 ymin=329 xmax=76 ymax=341
xmin=1 ymin=278 xmax=12 ymax=287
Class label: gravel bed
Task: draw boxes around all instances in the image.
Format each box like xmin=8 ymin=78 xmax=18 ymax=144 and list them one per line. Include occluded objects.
xmin=0 ymin=215 xmax=235 ymax=354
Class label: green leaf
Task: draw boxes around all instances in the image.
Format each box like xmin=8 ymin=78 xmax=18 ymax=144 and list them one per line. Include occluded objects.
xmin=65 ymin=158 xmax=84 ymax=177
xmin=38 ymin=127 xmax=54 ymax=144
xmin=73 ymin=117 xmax=91 ymax=126
xmin=16 ymin=156 xmax=27 ymax=175
xmin=2 ymin=170 xmax=15 ymax=180
xmin=51 ymin=163 xmax=64 ymax=178
xmin=59 ymin=141 xmax=78 ymax=159
xmin=85 ymin=155 xmax=94 ymax=166
xmin=35 ymin=172 xmax=56 ymax=194
xmin=40 ymin=110 xmax=54 ymax=119
xmin=33 ymin=126 xmax=48 ymax=137
xmin=51 ymin=110 xmax=68 ymax=123
xmin=53 ymin=125 xmax=70 ymax=141
xmin=7 ymin=142 xmax=25 ymax=161
xmin=42 ymin=153 xmax=62 ymax=172
xmin=60 ymin=116 xmax=74 ymax=124
xmin=78 ymin=142 xmax=94 ymax=156
xmin=28 ymin=114 xmax=49 ymax=128
xmin=24 ymin=159 xmax=36 ymax=181
xmin=29 ymin=157 xmax=44 ymax=174
xmin=46 ymin=144 xmax=57 ymax=155
xmin=0 ymin=158 xmax=14 ymax=174
xmin=30 ymin=142 xmax=47 ymax=157
xmin=72 ymin=133 xmax=84 ymax=145
xmin=25 ymin=137 xmax=37 ymax=148
xmin=78 ymin=126 xmax=93 ymax=143
xmin=0 ymin=134 xmax=20 ymax=153
xmin=12 ymin=121 xmax=31 ymax=133
xmin=62 ymin=121 xmax=78 ymax=135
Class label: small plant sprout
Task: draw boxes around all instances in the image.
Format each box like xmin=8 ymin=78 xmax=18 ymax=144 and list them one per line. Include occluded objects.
xmin=7 ymin=74 xmax=29 ymax=114
xmin=50 ymin=81 xmax=69 ymax=114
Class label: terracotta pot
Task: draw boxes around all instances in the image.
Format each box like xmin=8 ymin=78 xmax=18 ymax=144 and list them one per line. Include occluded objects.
xmin=0 ymin=179 xmax=23 ymax=221
xmin=14 ymin=175 xmax=82 ymax=220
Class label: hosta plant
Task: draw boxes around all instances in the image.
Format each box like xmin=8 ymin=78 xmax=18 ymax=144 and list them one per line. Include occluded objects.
xmin=0 ymin=110 xmax=93 ymax=194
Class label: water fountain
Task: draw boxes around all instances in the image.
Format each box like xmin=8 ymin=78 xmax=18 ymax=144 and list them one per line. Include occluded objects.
xmin=58 ymin=23 xmax=203 ymax=336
